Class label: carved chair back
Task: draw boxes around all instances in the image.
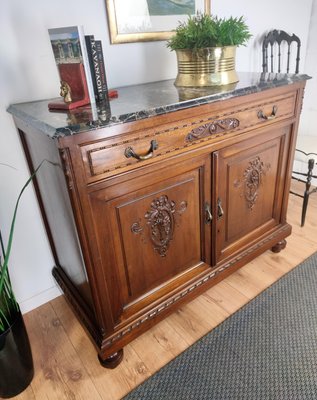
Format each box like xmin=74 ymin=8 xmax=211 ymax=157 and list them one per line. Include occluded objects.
xmin=261 ymin=30 xmax=316 ymax=227
xmin=262 ymin=29 xmax=301 ymax=74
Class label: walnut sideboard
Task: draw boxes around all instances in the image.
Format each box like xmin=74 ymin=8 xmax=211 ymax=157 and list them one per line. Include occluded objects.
xmin=8 ymin=72 xmax=310 ymax=368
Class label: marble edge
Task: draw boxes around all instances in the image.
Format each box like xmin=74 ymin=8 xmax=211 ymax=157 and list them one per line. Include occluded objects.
xmin=8 ymin=74 xmax=311 ymax=140
xmin=78 ymin=74 xmax=311 ymax=135
xmin=7 ymin=103 xmax=58 ymax=137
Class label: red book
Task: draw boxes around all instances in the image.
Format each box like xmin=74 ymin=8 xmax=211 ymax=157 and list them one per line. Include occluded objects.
xmin=48 ymin=26 xmax=95 ymax=111
xmin=48 ymin=63 xmax=90 ymax=110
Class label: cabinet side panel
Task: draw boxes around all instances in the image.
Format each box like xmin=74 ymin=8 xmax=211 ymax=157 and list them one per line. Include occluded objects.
xmin=18 ymin=125 xmax=94 ymax=311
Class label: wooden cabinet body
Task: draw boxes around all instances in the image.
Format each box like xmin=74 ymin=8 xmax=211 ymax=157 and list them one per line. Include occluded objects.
xmin=9 ymin=74 xmax=308 ymax=366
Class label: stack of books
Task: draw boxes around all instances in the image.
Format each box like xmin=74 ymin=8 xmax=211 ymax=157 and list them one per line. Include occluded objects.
xmin=48 ymin=26 xmax=116 ymax=117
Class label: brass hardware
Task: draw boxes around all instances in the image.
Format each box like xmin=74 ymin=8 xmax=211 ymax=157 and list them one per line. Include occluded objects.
xmin=257 ymin=105 xmax=278 ymax=121
xmin=124 ymin=140 xmax=158 ymax=160
xmin=60 ymin=80 xmax=72 ymax=103
xmin=217 ymin=198 xmax=224 ymax=219
xmin=205 ymin=202 xmax=212 ymax=224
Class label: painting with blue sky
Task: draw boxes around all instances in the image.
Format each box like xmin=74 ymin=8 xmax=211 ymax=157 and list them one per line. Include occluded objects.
xmin=146 ymin=0 xmax=195 ymax=16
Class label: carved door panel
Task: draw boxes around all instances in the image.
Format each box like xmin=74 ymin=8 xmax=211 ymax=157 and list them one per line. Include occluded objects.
xmin=89 ymin=155 xmax=211 ymax=325
xmin=213 ymin=126 xmax=291 ymax=263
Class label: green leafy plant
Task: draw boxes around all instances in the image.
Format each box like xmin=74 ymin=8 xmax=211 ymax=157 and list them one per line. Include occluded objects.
xmin=0 ymin=160 xmax=56 ymax=333
xmin=167 ymin=13 xmax=252 ymax=51
xmin=0 ymin=230 xmax=19 ymax=332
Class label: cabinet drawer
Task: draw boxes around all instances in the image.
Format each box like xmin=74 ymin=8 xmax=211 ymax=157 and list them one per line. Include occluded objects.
xmin=80 ymin=91 xmax=296 ymax=183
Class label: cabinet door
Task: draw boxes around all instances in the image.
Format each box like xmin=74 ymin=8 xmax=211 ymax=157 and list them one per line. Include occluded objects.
xmin=213 ymin=125 xmax=291 ymax=263
xmin=89 ymin=155 xmax=211 ymax=325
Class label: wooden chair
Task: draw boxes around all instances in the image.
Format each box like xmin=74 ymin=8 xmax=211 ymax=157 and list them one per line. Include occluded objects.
xmin=262 ymin=29 xmax=301 ymax=73
xmin=262 ymin=29 xmax=316 ymax=227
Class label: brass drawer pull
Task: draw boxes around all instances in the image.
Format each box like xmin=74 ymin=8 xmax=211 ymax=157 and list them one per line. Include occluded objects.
xmin=204 ymin=202 xmax=212 ymax=224
xmin=124 ymin=140 xmax=158 ymax=161
xmin=217 ymin=198 xmax=224 ymax=219
xmin=257 ymin=105 xmax=278 ymax=121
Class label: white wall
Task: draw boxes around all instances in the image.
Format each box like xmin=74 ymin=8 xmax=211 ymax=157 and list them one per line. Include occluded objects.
xmin=211 ymin=0 xmax=312 ymax=74
xmin=299 ymin=0 xmax=317 ymax=137
xmin=0 ymin=0 xmax=313 ymax=313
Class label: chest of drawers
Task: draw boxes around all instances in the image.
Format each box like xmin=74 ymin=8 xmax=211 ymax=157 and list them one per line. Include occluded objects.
xmin=8 ymin=72 xmax=309 ymax=367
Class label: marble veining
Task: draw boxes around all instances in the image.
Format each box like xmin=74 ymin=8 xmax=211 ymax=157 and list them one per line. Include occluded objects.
xmin=7 ymin=72 xmax=310 ymax=139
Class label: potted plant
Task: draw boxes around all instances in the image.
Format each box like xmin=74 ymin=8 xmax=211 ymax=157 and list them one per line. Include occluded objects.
xmin=0 ymin=162 xmax=47 ymax=398
xmin=167 ymin=13 xmax=252 ymax=87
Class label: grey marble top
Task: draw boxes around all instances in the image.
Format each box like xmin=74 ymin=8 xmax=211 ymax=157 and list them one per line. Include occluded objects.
xmin=8 ymin=72 xmax=310 ymax=139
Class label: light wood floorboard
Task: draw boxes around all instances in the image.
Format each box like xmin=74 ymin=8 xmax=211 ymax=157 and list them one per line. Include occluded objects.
xmin=15 ymin=181 xmax=317 ymax=400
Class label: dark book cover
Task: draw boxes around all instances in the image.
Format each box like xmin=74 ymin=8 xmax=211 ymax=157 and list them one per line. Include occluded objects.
xmin=95 ymin=40 xmax=110 ymax=104
xmin=85 ymin=35 xmax=98 ymax=102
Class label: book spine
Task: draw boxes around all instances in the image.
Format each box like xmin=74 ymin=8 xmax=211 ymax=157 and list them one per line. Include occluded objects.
xmin=95 ymin=40 xmax=109 ymax=103
xmin=85 ymin=35 xmax=98 ymax=102
xmin=78 ymin=26 xmax=96 ymax=106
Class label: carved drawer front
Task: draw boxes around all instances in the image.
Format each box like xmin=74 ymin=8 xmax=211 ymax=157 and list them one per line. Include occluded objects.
xmin=241 ymin=91 xmax=296 ymax=128
xmin=80 ymin=91 xmax=296 ymax=184
xmin=80 ymin=119 xmax=235 ymax=183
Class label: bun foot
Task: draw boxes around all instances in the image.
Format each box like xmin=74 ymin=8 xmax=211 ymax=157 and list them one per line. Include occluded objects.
xmin=271 ymin=239 xmax=287 ymax=253
xmin=98 ymin=349 xmax=124 ymax=369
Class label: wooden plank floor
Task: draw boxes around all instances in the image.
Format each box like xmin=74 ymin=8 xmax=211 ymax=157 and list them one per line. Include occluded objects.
xmin=17 ymin=182 xmax=317 ymax=400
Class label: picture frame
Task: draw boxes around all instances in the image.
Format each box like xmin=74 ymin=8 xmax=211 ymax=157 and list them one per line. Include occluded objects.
xmin=106 ymin=0 xmax=211 ymax=44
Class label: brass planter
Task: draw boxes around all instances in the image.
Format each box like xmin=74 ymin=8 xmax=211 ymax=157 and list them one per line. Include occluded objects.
xmin=174 ymin=46 xmax=239 ymax=87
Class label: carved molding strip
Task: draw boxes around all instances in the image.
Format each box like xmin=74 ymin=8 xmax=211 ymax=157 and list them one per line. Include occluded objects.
xmin=186 ymin=118 xmax=239 ymax=142
xmin=300 ymin=90 xmax=305 ymax=114
xmin=243 ymin=156 xmax=271 ymax=209
xmin=59 ymin=149 xmax=74 ymax=190
xmin=131 ymin=196 xmax=187 ymax=257
xmin=86 ymin=94 xmax=295 ymax=178
xmin=103 ymin=225 xmax=290 ymax=348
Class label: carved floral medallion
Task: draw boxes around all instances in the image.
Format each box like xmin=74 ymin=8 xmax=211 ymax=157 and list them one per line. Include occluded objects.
xmin=243 ymin=156 xmax=270 ymax=209
xmin=144 ymin=195 xmax=175 ymax=257
xmin=131 ymin=195 xmax=187 ymax=257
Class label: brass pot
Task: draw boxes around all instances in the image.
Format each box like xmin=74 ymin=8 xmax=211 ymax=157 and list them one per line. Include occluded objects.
xmin=174 ymin=46 xmax=239 ymax=87
xmin=176 ymin=82 xmax=238 ymax=101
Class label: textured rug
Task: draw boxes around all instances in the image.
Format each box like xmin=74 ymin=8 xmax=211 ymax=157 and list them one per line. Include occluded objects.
xmin=124 ymin=252 xmax=317 ymax=400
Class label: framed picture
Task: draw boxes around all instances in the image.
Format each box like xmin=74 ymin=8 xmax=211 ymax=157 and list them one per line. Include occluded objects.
xmin=106 ymin=0 xmax=211 ymax=44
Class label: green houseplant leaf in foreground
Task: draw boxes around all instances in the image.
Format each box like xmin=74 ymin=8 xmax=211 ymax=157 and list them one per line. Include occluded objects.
xmin=0 ymin=159 xmax=61 ymax=398
xmin=0 ymin=160 xmax=57 ymax=332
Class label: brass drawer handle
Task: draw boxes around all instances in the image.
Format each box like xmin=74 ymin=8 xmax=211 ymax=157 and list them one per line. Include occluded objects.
xmin=124 ymin=140 xmax=158 ymax=161
xmin=217 ymin=198 xmax=224 ymax=220
xmin=257 ymin=105 xmax=278 ymax=121
xmin=204 ymin=202 xmax=212 ymax=225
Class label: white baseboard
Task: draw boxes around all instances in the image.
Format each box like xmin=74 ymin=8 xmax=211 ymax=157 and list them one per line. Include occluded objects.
xmin=20 ymin=285 xmax=62 ymax=314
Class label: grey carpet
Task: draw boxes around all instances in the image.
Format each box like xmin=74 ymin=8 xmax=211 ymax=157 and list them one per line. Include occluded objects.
xmin=124 ymin=252 xmax=317 ymax=400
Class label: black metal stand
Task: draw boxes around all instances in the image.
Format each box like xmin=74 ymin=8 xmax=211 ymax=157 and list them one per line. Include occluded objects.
xmin=290 ymin=149 xmax=317 ymax=227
